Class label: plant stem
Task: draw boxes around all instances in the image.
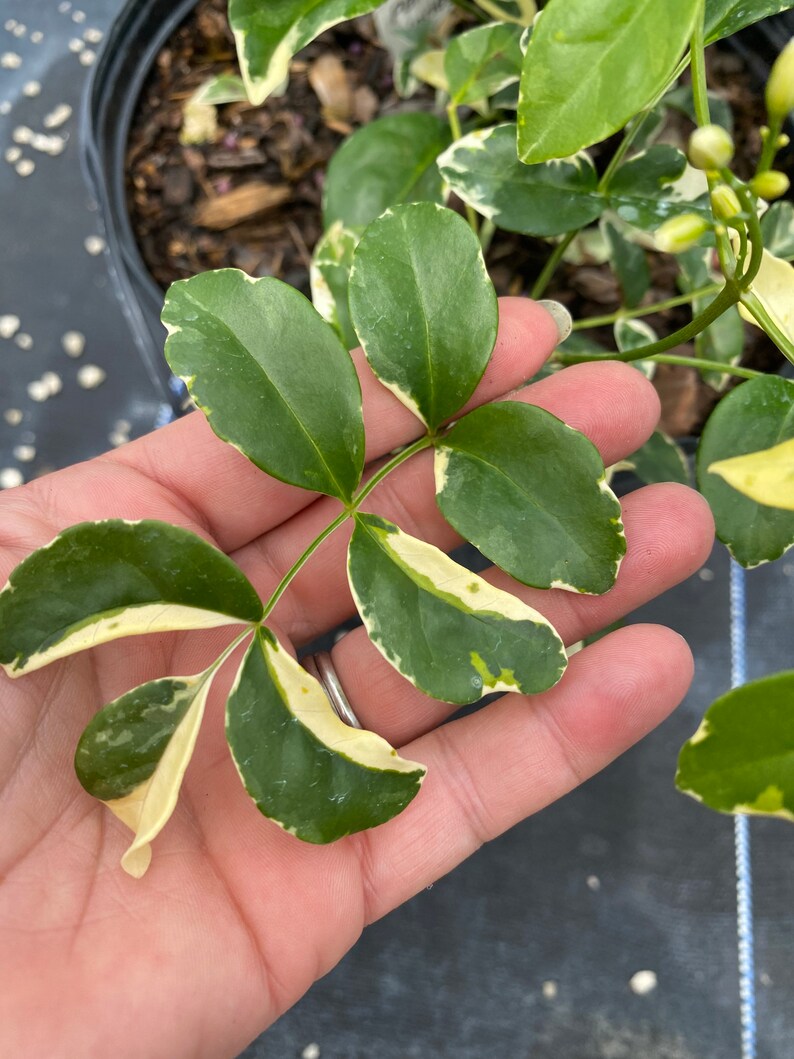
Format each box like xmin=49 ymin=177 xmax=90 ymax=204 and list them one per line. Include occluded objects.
xmin=647 ymin=354 xmax=764 ymax=380
xmin=571 ymin=283 xmax=723 ymax=330
xmin=530 ymin=230 xmax=577 ymax=299
xmin=446 ymin=104 xmax=480 ymax=234
xmin=756 ymin=115 xmax=783 ymax=175
xmin=260 ymin=435 xmax=434 ymax=621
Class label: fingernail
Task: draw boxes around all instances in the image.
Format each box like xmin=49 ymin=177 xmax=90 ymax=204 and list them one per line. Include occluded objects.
xmin=537 ymin=299 xmax=573 ymax=343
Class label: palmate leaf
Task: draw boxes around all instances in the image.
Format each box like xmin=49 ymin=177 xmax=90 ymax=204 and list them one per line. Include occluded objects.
xmin=75 ymin=671 xmax=217 ymax=878
xmin=348 ymin=203 xmax=498 ymax=430
xmin=348 ymin=513 xmax=567 ymax=705
xmin=0 ymin=520 xmax=262 ymax=676
xmin=704 ymin=0 xmax=794 ymax=44
xmin=517 ymin=0 xmax=700 ymax=163
xmin=677 ymin=671 xmax=794 ymax=821
xmin=697 ymin=375 xmax=794 ymax=567
xmin=162 ymin=268 xmax=365 ymax=502
xmin=226 ymin=628 xmax=425 ymax=841
xmin=434 ymin=403 xmax=626 ymax=595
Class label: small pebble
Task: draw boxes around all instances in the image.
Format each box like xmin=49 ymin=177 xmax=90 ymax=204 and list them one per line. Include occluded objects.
xmin=3 ymin=409 xmax=23 ymax=426
xmin=13 ymin=444 xmax=35 ymax=462
xmin=541 ymin=980 xmax=558 ymax=1000
xmin=43 ymin=103 xmax=72 ymax=129
xmin=1 ymin=52 xmax=22 ymax=69
xmin=84 ymin=235 xmax=106 ymax=255
xmin=4 ymin=146 xmax=21 ymax=163
xmin=61 ymin=330 xmax=85 ymax=357
xmin=0 ymin=315 xmax=20 ymax=338
xmin=0 ymin=468 xmax=24 ymax=490
xmin=79 ymin=49 xmax=96 ymax=66
xmin=83 ymin=27 xmax=103 ymax=43
xmin=22 ymin=81 xmax=41 ymax=98
xmin=15 ymin=159 xmax=35 ymax=177
xmin=72 ymin=9 xmax=86 ymax=23
xmin=301 ymin=1045 xmax=321 ymax=1059
xmin=77 ymin=364 xmax=106 ymax=389
xmin=629 ymin=970 xmax=658 ymax=996
xmin=14 ymin=332 xmax=33 ymax=349
xmin=30 ymin=31 xmax=43 ymax=44
xmin=586 ymin=874 xmax=601 ymax=892
xmin=68 ymin=37 xmax=84 ymax=53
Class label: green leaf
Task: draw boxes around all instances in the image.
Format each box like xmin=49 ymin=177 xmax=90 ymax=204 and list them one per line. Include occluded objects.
xmin=738 ymin=247 xmax=794 ymax=351
xmin=678 ymin=248 xmax=742 ymax=389
xmin=190 ymin=73 xmax=249 ymax=106
xmin=445 ymin=23 xmax=523 ymax=106
xmin=435 ymin=402 xmax=625 ymax=594
xmin=517 ymin=0 xmax=700 ymax=163
xmin=309 ymin=222 xmax=359 ymax=351
xmin=348 ymin=513 xmax=567 ymax=704
xmin=162 ymin=269 xmax=364 ymax=502
xmin=348 ymin=203 xmax=498 ymax=429
xmin=0 ymin=520 xmax=262 ymax=677
xmin=704 ymin=0 xmax=794 ymax=44
xmin=607 ymin=146 xmax=710 ymax=230
xmin=622 ymin=431 xmax=690 ymax=486
xmin=613 ymin=318 xmax=657 ymax=378
xmin=226 ymin=628 xmax=425 ymax=842
xmin=664 ymin=84 xmax=734 ymax=134
xmin=228 ymin=0 xmax=383 ymax=106
xmin=603 ymin=222 xmax=650 ymax=308
xmin=323 ymin=112 xmax=450 ymax=231
xmin=75 ymin=670 xmax=217 ymax=877
xmin=697 ymin=375 xmax=794 ymax=567
xmin=760 ymin=201 xmax=794 ymax=260
xmin=677 ymin=670 xmax=794 ymax=821
xmin=709 ymin=437 xmax=794 ymax=511
xmin=437 ymin=124 xmax=603 ymax=237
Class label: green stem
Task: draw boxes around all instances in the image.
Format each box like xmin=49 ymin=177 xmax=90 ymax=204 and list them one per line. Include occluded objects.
xmin=531 ymin=230 xmax=577 ymax=299
xmin=690 ymin=1 xmax=711 ymax=127
xmin=756 ymin=115 xmax=783 ymax=175
xmin=479 ymin=218 xmax=497 ymax=255
xmin=352 ymin=435 xmax=434 ymax=508
xmin=571 ymin=282 xmax=723 ymax=331
xmin=728 ymin=175 xmax=765 ymax=287
xmin=447 ymin=104 xmax=479 ymax=234
xmin=648 ymin=354 xmax=764 ymax=380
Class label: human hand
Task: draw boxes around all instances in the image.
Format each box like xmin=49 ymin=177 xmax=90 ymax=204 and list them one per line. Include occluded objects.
xmin=0 ymin=298 xmax=713 ymax=1058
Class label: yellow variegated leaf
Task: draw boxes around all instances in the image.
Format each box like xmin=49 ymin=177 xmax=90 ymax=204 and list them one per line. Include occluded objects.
xmin=738 ymin=246 xmax=794 ymax=342
xmin=709 ymin=438 xmax=794 ymax=511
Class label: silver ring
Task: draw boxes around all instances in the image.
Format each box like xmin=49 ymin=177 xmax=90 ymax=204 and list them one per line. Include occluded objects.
xmin=302 ymin=650 xmax=363 ymax=729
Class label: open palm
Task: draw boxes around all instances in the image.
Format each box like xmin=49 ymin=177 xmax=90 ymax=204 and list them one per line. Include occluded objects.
xmin=0 ymin=300 xmax=713 ymax=1059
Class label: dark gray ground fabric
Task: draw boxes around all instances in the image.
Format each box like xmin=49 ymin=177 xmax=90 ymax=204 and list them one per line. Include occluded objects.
xmin=2 ymin=3 xmax=793 ymax=1057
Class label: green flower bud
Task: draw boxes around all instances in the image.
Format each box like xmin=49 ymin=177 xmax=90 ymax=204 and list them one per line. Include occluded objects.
xmin=655 ymin=214 xmax=710 ymax=254
xmin=710 ymin=184 xmax=742 ymax=221
xmin=766 ymin=38 xmax=794 ymax=121
xmin=750 ymin=170 xmax=791 ymax=200
xmin=688 ymin=124 xmax=734 ymax=170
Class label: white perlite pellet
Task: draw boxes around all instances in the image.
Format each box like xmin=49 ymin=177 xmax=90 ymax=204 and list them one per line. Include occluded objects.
xmin=629 ymin=970 xmax=657 ymax=996
xmin=0 ymin=315 xmax=20 ymax=338
xmin=44 ymin=104 xmax=72 ymax=128
xmin=61 ymin=330 xmax=85 ymax=357
xmin=0 ymin=102 xmax=11 ymax=115
xmin=3 ymin=408 xmax=23 ymax=425
xmin=84 ymin=235 xmax=106 ymax=255
xmin=68 ymin=37 xmax=84 ymax=52
xmin=13 ymin=444 xmax=35 ymax=462
xmin=301 ymin=1045 xmax=321 ymax=1059
xmin=30 ymin=31 xmax=43 ymax=44
xmin=41 ymin=371 xmax=63 ymax=395
xmin=4 ymin=19 xmax=16 ymax=31
xmin=586 ymin=874 xmax=601 ymax=892
xmin=4 ymin=146 xmax=21 ymax=163
xmin=72 ymin=10 xmax=86 ymax=23
xmin=12 ymin=24 xmax=25 ymax=38
xmin=79 ymin=49 xmax=95 ymax=66
xmin=83 ymin=27 xmax=103 ymax=43
xmin=0 ymin=468 xmax=24 ymax=489
xmin=14 ymin=332 xmax=33 ymax=349
xmin=30 ymin=133 xmax=66 ymax=156
xmin=58 ymin=1 xmax=72 ymax=12
xmin=1 ymin=52 xmax=22 ymax=69
xmin=27 ymin=373 xmax=62 ymax=401
xmin=15 ymin=158 xmax=35 ymax=177
xmin=77 ymin=364 xmax=106 ymax=389
xmin=23 ymin=81 xmax=41 ymax=98
xmin=12 ymin=126 xmax=33 ymax=144
xmin=541 ymin=980 xmax=558 ymax=1000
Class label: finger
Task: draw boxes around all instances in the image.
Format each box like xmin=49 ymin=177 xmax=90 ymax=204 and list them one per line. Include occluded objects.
xmin=353 ymin=624 xmax=694 ymax=925
xmin=237 ymin=361 xmax=662 ymax=643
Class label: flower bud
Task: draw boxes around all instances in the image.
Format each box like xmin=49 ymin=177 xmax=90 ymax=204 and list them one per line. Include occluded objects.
xmin=710 ymin=184 xmax=742 ymax=220
xmin=766 ymin=38 xmax=794 ymax=121
xmin=750 ymin=169 xmax=791 ymax=200
xmin=688 ymin=124 xmax=734 ymax=170
xmin=655 ymin=214 xmax=710 ymax=254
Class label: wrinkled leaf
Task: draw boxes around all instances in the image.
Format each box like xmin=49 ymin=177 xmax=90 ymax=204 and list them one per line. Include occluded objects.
xmin=704 ymin=0 xmax=794 ymax=44
xmin=760 ymin=201 xmax=794 ymax=260
xmin=446 ymin=22 xmax=523 ymax=106
xmin=622 ymin=431 xmax=690 ymax=486
xmin=603 ymin=221 xmax=650 ymax=308
xmin=607 ymin=146 xmax=710 ymax=230
xmin=0 ymin=520 xmax=262 ymax=677
xmin=348 ymin=513 xmax=567 ymax=704
xmin=229 ymin=0 xmax=383 ymax=106
xmin=323 ymin=112 xmax=450 ymax=231
xmin=437 ymin=124 xmax=603 ymax=236
xmin=709 ymin=437 xmax=794 ymax=511
xmin=75 ymin=670 xmax=217 ymax=877
xmin=163 ymin=269 xmax=364 ymax=501
xmin=435 ymin=402 xmax=625 ymax=594
xmin=677 ymin=670 xmax=794 ymax=821
xmin=310 ymin=222 xmax=359 ymax=350
xmin=348 ymin=203 xmax=497 ymax=429
xmin=517 ymin=0 xmax=700 ymax=163
xmin=697 ymin=375 xmax=794 ymax=566
xmin=226 ymin=628 xmax=425 ymax=842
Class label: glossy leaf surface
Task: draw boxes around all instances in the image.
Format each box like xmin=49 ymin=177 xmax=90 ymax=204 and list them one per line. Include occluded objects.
xmin=679 ymin=248 xmax=743 ymax=390
xmin=445 ymin=22 xmax=523 ymax=106
xmin=614 ymin=318 xmax=657 ymax=378
xmin=348 ymin=203 xmax=497 ymax=429
xmin=323 ymin=112 xmax=450 ymax=231
xmin=75 ymin=671 xmax=215 ymax=877
xmin=435 ymin=402 xmax=625 ymax=594
xmin=738 ymin=247 xmax=794 ymax=348
xmin=163 ymin=269 xmax=364 ymax=501
xmin=607 ymin=147 xmax=709 ymax=230
xmin=603 ymin=222 xmax=650 ymax=308
xmin=760 ymin=202 xmax=794 ymax=260
xmin=0 ymin=520 xmax=262 ymax=677
xmin=704 ymin=0 xmax=794 ymax=43
xmin=438 ymin=125 xmax=603 ymax=236
xmin=517 ymin=0 xmax=700 ymax=163
xmin=191 ymin=73 xmax=248 ymax=105
xmin=677 ymin=671 xmax=794 ymax=821
xmin=226 ymin=629 xmax=425 ymax=842
xmin=309 ymin=221 xmax=359 ymax=350
xmin=698 ymin=375 xmax=794 ymax=566
xmin=349 ymin=514 xmax=567 ymax=704
xmin=709 ymin=437 xmax=794 ymax=511
xmin=622 ymin=431 xmax=690 ymax=486
xmin=229 ymin=0 xmax=383 ymax=105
